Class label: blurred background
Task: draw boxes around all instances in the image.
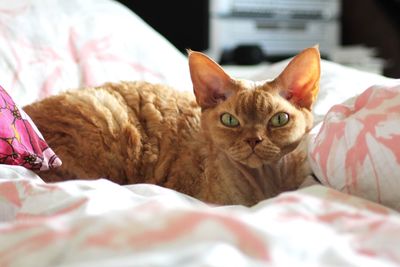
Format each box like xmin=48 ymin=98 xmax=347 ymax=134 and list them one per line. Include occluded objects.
xmin=118 ymin=0 xmax=400 ymax=78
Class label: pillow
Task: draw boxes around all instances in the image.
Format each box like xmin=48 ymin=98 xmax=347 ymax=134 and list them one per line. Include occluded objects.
xmin=0 ymin=85 xmax=61 ymax=171
xmin=0 ymin=0 xmax=192 ymax=106
xmin=308 ymin=84 xmax=400 ymax=211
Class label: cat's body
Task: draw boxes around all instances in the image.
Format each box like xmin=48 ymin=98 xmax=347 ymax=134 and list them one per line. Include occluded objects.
xmin=24 ymin=47 xmax=320 ymax=206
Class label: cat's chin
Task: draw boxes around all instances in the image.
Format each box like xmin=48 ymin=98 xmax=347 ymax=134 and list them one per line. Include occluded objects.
xmin=240 ymin=154 xmax=265 ymax=169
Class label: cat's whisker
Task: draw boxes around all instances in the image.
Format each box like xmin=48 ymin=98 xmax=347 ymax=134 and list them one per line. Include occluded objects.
xmin=227 ymin=144 xmax=253 ymax=160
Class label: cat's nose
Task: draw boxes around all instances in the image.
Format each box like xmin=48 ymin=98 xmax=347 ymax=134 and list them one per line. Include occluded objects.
xmin=246 ymin=137 xmax=263 ymax=149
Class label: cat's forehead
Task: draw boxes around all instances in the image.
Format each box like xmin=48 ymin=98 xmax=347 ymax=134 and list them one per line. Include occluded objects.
xmin=225 ymin=79 xmax=288 ymax=121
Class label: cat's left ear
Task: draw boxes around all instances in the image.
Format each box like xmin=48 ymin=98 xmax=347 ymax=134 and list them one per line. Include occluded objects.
xmin=188 ymin=50 xmax=236 ymax=109
xmin=274 ymin=46 xmax=321 ymax=110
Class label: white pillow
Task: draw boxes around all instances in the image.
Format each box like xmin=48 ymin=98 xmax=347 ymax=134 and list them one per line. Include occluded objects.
xmin=0 ymin=0 xmax=192 ymax=106
xmin=309 ymin=84 xmax=400 ymax=211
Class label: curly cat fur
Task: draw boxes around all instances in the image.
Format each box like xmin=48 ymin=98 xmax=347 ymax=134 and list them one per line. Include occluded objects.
xmin=24 ymin=47 xmax=320 ymax=206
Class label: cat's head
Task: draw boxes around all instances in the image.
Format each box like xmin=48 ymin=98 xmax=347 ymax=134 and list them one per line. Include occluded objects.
xmin=188 ymin=47 xmax=320 ymax=168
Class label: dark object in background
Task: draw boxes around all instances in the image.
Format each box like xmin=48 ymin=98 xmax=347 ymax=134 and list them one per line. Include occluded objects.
xmin=232 ymin=45 xmax=265 ymax=65
xmin=377 ymin=0 xmax=400 ymax=26
xmin=220 ymin=45 xmax=265 ymax=65
xmin=118 ymin=0 xmax=399 ymax=76
xmin=342 ymin=0 xmax=400 ymax=77
xmin=117 ymin=0 xmax=209 ymax=53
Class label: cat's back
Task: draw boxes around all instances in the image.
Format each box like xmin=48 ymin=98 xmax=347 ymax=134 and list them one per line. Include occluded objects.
xmin=24 ymin=81 xmax=201 ymax=184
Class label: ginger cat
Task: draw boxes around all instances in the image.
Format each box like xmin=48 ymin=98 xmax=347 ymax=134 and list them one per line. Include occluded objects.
xmin=24 ymin=47 xmax=320 ymax=206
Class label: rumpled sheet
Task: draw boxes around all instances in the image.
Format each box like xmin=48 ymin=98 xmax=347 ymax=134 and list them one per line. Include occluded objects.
xmin=1 ymin=166 xmax=400 ymax=267
xmin=0 ymin=0 xmax=192 ymax=107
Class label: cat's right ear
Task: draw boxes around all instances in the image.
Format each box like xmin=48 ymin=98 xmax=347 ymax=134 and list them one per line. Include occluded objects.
xmin=188 ymin=50 xmax=235 ymax=109
xmin=273 ymin=46 xmax=320 ymax=110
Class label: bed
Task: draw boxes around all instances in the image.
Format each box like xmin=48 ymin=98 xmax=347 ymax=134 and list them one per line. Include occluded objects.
xmin=1 ymin=0 xmax=400 ymax=266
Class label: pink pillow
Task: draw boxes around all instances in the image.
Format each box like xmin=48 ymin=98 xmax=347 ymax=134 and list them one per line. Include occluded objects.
xmin=309 ymin=85 xmax=400 ymax=211
xmin=0 ymin=85 xmax=61 ymax=171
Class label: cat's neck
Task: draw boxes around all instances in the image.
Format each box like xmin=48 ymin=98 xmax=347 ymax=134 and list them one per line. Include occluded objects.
xmin=223 ymin=151 xmax=291 ymax=199
xmin=226 ymin=157 xmax=281 ymax=200
xmin=198 ymin=137 xmax=309 ymax=205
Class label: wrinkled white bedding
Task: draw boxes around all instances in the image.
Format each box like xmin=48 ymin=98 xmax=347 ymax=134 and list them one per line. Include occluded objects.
xmin=1 ymin=166 xmax=400 ymax=267
xmin=1 ymin=0 xmax=400 ymax=266
xmin=0 ymin=0 xmax=191 ymax=107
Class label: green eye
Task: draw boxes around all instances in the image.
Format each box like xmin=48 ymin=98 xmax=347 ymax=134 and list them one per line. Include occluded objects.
xmin=270 ymin=112 xmax=289 ymax=127
xmin=220 ymin=113 xmax=240 ymax=127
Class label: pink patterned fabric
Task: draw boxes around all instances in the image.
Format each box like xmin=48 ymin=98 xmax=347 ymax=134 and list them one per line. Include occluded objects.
xmin=0 ymin=85 xmax=61 ymax=171
xmin=309 ymin=84 xmax=400 ymax=211
xmin=0 ymin=172 xmax=399 ymax=266
xmin=0 ymin=0 xmax=191 ymax=107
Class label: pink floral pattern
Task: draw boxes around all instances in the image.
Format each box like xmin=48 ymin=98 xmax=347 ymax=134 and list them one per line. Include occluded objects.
xmin=0 ymin=85 xmax=61 ymax=171
xmin=309 ymin=85 xmax=400 ymax=211
xmin=0 ymin=0 xmax=191 ymax=107
xmin=0 ymin=177 xmax=400 ymax=266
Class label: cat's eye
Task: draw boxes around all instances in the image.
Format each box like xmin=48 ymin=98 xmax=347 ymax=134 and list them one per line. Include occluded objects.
xmin=270 ymin=112 xmax=289 ymax=127
xmin=220 ymin=113 xmax=240 ymax=127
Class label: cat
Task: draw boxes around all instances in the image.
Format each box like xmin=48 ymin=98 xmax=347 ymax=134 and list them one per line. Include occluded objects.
xmin=23 ymin=47 xmax=320 ymax=206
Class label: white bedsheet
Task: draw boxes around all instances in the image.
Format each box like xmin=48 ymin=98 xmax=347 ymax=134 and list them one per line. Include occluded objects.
xmin=1 ymin=166 xmax=400 ymax=267
xmin=1 ymin=1 xmax=400 ymax=266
